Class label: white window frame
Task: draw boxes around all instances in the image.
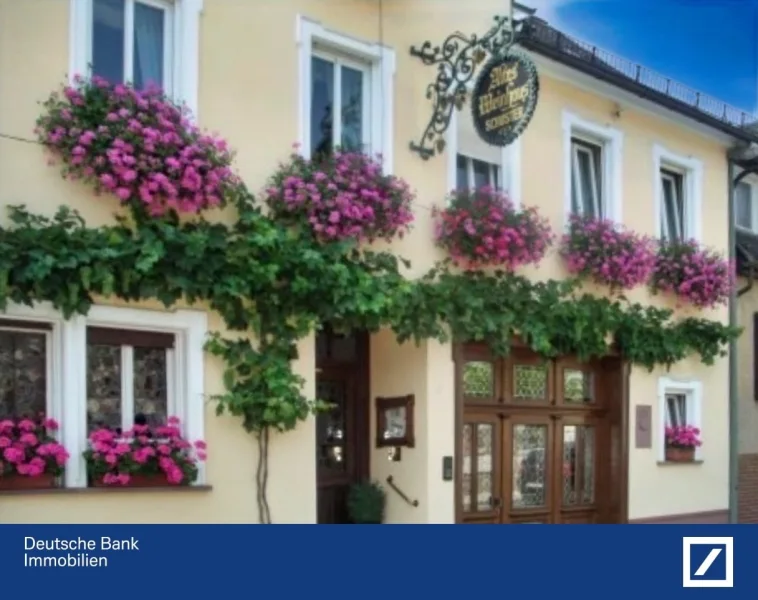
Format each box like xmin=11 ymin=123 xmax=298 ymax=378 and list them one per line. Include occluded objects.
xmin=0 ymin=302 xmax=207 ymax=488
xmin=296 ymin=15 xmax=396 ymax=173
xmin=734 ymin=173 xmax=758 ymax=234
xmin=446 ymin=102 xmax=523 ymax=208
xmin=562 ymin=110 xmax=623 ymax=226
xmin=69 ymin=0 xmax=203 ymax=118
xmin=456 ymin=154 xmax=501 ymax=191
xmin=657 ymin=376 xmax=703 ymax=462
xmin=570 ymin=137 xmax=603 ymax=218
xmin=310 ymin=49 xmax=372 ymax=156
xmin=653 ymin=144 xmax=703 ymax=243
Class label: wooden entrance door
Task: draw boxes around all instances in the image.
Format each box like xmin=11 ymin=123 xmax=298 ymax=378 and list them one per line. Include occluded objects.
xmin=316 ymin=328 xmax=369 ymax=524
xmin=456 ymin=344 xmax=624 ymax=524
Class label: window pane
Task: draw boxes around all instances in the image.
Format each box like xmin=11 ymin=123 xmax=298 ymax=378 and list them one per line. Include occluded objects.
xmin=133 ymin=2 xmax=165 ymax=90
xmin=736 ymin=182 xmax=752 ymax=229
xmin=92 ymin=0 xmax=125 ymax=84
xmin=133 ymin=347 xmax=168 ymax=427
xmin=472 ymin=159 xmax=490 ymax=189
xmin=576 ymin=150 xmax=596 ymax=216
xmin=311 ymin=56 xmax=334 ymax=159
xmin=665 ymin=393 xmax=687 ymax=427
xmin=87 ymin=344 xmax=122 ymax=433
xmin=662 ymin=172 xmax=684 ymax=240
xmin=456 ymin=155 xmax=468 ymax=190
xmin=341 ymin=66 xmax=364 ymax=152
xmin=492 ymin=165 xmax=500 ymax=190
xmin=0 ymin=330 xmax=47 ymax=418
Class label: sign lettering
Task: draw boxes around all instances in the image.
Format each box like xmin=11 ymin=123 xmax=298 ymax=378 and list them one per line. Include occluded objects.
xmin=470 ymin=52 xmax=539 ymax=147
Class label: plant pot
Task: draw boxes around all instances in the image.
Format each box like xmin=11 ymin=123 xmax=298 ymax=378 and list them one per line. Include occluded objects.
xmin=0 ymin=473 xmax=57 ymax=490
xmin=665 ymin=446 xmax=695 ymax=463
xmin=93 ymin=473 xmax=171 ymax=488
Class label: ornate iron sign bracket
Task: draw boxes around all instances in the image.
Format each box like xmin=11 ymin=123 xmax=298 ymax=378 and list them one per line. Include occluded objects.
xmin=408 ymin=15 xmax=518 ymax=160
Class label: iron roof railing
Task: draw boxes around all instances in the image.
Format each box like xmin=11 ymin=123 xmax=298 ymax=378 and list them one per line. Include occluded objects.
xmin=519 ymin=18 xmax=758 ymax=131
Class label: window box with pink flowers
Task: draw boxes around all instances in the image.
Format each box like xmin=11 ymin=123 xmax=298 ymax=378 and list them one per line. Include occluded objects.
xmin=560 ymin=214 xmax=656 ymax=291
xmin=84 ymin=417 xmax=206 ymax=488
xmin=433 ymin=187 xmax=553 ymax=270
xmin=664 ymin=424 xmax=702 ymax=463
xmin=651 ymin=240 xmax=734 ymax=309
xmin=0 ymin=416 xmax=70 ymax=491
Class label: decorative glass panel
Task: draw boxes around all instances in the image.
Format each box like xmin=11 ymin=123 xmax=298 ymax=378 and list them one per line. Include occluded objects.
xmin=512 ymin=424 xmax=547 ymax=508
xmin=513 ymin=364 xmax=547 ymax=400
xmin=0 ymin=330 xmax=47 ymax=418
xmin=462 ymin=424 xmax=472 ymax=512
xmin=562 ymin=425 xmax=595 ymax=506
xmin=340 ymin=66 xmax=364 ymax=151
xmin=93 ymin=0 xmax=125 ymax=84
xmin=316 ymin=380 xmax=347 ymax=471
xmin=463 ymin=361 xmax=493 ymax=398
xmin=87 ymin=344 xmax=122 ymax=432
xmin=476 ymin=423 xmax=493 ymax=510
xmin=563 ymin=369 xmax=593 ymax=403
xmin=311 ymin=56 xmax=334 ymax=158
xmin=133 ymin=347 xmax=168 ymax=427
xmin=133 ymin=1 xmax=165 ymax=90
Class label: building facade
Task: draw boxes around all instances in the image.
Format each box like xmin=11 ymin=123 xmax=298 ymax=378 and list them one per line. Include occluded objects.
xmin=0 ymin=0 xmax=754 ymax=523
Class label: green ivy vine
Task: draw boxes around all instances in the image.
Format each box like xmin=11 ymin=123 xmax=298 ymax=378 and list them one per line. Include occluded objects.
xmin=0 ymin=188 xmax=740 ymax=522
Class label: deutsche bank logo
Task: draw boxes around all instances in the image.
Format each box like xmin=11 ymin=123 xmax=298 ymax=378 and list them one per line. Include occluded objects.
xmin=682 ymin=537 xmax=733 ymax=588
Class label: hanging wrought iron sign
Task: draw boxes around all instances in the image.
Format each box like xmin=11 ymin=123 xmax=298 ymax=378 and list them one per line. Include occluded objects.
xmin=470 ymin=51 xmax=538 ymax=147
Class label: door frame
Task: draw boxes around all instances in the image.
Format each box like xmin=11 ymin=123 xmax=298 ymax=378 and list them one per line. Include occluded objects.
xmin=315 ymin=328 xmax=371 ymax=521
xmin=453 ymin=341 xmax=630 ymax=524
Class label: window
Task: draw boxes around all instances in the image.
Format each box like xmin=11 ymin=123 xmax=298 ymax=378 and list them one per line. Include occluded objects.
xmin=310 ymin=52 xmax=370 ymax=158
xmin=571 ymin=138 xmax=603 ymax=218
xmin=657 ymin=377 xmax=702 ymax=462
xmin=653 ymin=145 xmax=702 ymax=242
xmin=660 ymin=168 xmax=686 ymax=241
xmin=86 ymin=327 xmax=175 ymax=434
xmin=0 ymin=303 xmax=206 ymax=488
xmin=0 ymin=320 xmax=51 ymax=419
xmin=562 ymin=111 xmax=623 ymax=224
xmin=69 ymin=0 xmax=201 ymax=116
xmin=298 ymin=16 xmax=396 ymax=171
xmin=91 ymin=0 xmax=173 ymax=92
xmin=456 ymin=155 xmax=501 ymax=191
xmin=736 ymin=181 xmax=757 ymax=233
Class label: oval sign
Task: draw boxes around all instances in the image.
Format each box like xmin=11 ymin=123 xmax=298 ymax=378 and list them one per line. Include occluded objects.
xmin=471 ymin=51 xmax=539 ymax=147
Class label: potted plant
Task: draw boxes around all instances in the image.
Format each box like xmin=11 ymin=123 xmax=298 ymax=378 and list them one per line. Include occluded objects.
xmin=664 ymin=424 xmax=702 ymax=463
xmin=347 ymin=480 xmax=386 ymax=524
xmin=433 ymin=187 xmax=553 ymax=270
xmin=265 ymin=148 xmax=415 ymax=244
xmin=560 ymin=214 xmax=656 ymax=291
xmin=651 ymin=239 xmax=733 ymax=308
xmin=84 ymin=416 xmax=206 ymax=487
xmin=0 ymin=415 xmax=69 ymax=490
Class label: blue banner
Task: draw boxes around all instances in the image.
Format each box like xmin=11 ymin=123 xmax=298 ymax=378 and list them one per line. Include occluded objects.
xmin=1 ymin=525 xmax=755 ymax=597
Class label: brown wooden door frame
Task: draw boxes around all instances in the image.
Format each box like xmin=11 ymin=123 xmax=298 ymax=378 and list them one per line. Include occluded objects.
xmin=315 ymin=328 xmax=370 ymax=523
xmin=454 ymin=342 xmax=629 ymax=524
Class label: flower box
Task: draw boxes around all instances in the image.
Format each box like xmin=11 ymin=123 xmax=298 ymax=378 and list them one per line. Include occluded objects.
xmin=0 ymin=473 xmax=57 ymax=491
xmin=92 ymin=473 xmax=174 ymax=488
xmin=665 ymin=446 xmax=696 ymax=463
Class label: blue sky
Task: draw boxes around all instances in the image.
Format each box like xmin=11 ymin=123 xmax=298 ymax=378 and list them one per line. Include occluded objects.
xmin=526 ymin=0 xmax=758 ymax=114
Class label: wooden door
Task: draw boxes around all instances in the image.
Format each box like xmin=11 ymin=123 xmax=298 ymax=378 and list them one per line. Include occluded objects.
xmin=460 ymin=412 xmax=503 ymax=523
xmin=315 ymin=328 xmax=369 ymax=524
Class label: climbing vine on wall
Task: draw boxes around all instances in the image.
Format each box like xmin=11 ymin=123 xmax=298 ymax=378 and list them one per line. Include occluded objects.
xmin=0 ymin=77 xmax=741 ymax=523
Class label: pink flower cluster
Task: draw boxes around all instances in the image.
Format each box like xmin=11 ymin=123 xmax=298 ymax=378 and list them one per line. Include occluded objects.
xmin=665 ymin=424 xmax=702 ymax=449
xmin=84 ymin=416 xmax=206 ymax=486
xmin=0 ymin=415 xmax=69 ymax=478
xmin=433 ymin=187 xmax=554 ymax=270
xmin=561 ymin=214 xmax=657 ymax=291
xmin=651 ymin=240 xmax=734 ymax=309
xmin=265 ymin=149 xmax=414 ymax=243
xmin=36 ymin=75 xmax=238 ymax=216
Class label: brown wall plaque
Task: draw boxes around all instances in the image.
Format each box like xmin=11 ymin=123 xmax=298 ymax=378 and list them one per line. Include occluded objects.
xmin=635 ymin=405 xmax=652 ymax=449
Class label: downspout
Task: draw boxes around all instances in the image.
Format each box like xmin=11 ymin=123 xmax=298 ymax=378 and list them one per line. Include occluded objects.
xmin=727 ymin=158 xmax=738 ymax=524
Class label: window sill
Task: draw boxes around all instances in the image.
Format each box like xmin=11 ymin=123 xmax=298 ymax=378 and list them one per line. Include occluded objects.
xmin=656 ymin=460 xmax=704 ymax=466
xmin=0 ymin=485 xmax=213 ymax=497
